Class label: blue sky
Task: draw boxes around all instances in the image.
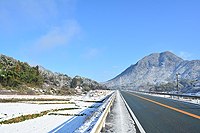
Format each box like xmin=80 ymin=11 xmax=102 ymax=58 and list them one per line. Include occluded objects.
xmin=0 ymin=0 xmax=200 ymax=82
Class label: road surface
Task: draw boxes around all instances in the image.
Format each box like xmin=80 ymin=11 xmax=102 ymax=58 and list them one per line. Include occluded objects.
xmin=121 ymin=91 xmax=200 ymax=133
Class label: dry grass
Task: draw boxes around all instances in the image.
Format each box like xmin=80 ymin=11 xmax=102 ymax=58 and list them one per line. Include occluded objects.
xmin=0 ymin=98 xmax=70 ymax=103
xmin=0 ymin=108 xmax=80 ymax=125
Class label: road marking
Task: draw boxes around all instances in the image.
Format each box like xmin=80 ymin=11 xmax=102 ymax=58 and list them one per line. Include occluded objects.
xmin=120 ymin=91 xmax=146 ymax=133
xmin=126 ymin=91 xmax=200 ymax=120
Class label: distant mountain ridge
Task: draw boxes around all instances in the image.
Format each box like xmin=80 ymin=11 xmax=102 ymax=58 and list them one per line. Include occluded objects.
xmin=39 ymin=65 xmax=107 ymax=91
xmin=0 ymin=54 xmax=107 ymax=95
xmin=103 ymin=51 xmax=200 ymax=92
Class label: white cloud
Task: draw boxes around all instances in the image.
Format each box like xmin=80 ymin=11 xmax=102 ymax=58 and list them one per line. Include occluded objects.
xmin=0 ymin=0 xmax=76 ymax=33
xmin=113 ymin=66 xmax=119 ymax=68
xmin=104 ymin=71 xmax=115 ymax=74
xmin=179 ymin=51 xmax=192 ymax=59
xmin=81 ymin=48 xmax=100 ymax=59
xmin=81 ymin=46 xmax=107 ymax=59
xmin=101 ymin=75 xmax=114 ymax=79
xmin=19 ymin=1 xmax=58 ymax=23
xmin=34 ymin=20 xmax=81 ymax=50
xmin=0 ymin=1 xmax=55 ymax=31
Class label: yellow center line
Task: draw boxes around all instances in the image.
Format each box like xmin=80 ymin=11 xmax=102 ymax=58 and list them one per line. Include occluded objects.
xmin=126 ymin=91 xmax=200 ymax=120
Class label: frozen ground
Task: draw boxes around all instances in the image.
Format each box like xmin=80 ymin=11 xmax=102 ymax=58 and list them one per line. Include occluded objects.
xmin=103 ymin=90 xmax=136 ymax=133
xmin=0 ymin=95 xmax=71 ymax=100
xmin=0 ymin=90 xmax=113 ymax=133
xmin=0 ymin=102 xmax=77 ymax=121
xmin=0 ymin=102 xmax=90 ymax=133
xmin=0 ymin=115 xmax=72 ymax=133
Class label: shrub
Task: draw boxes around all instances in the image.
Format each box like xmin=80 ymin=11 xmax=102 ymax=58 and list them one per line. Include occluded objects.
xmin=27 ymin=89 xmax=35 ymax=95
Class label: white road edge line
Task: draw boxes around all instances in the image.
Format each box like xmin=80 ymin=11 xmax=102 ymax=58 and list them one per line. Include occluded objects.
xmin=119 ymin=90 xmax=146 ymax=133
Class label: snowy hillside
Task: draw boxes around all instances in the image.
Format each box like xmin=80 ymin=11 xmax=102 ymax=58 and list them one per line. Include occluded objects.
xmin=103 ymin=51 xmax=200 ymax=91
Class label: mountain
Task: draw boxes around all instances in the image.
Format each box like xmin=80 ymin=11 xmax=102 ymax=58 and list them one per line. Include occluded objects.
xmin=0 ymin=54 xmax=43 ymax=88
xmin=0 ymin=54 xmax=107 ymax=95
xmin=39 ymin=66 xmax=107 ymax=91
xmin=39 ymin=65 xmax=72 ymax=88
xmin=103 ymin=51 xmax=200 ymax=92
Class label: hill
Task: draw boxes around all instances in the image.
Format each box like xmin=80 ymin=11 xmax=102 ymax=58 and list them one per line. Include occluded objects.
xmin=0 ymin=54 xmax=107 ymax=95
xmin=103 ymin=51 xmax=200 ymax=93
xmin=0 ymin=55 xmax=43 ymax=88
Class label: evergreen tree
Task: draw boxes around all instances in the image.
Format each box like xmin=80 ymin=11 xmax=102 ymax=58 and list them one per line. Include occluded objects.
xmin=71 ymin=78 xmax=77 ymax=88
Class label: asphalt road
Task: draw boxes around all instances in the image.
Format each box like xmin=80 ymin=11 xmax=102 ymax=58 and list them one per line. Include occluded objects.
xmin=121 ymin=91 xmax=200 ymax=133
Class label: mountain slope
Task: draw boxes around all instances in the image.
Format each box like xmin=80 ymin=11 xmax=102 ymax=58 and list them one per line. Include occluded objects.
xmin=0 ymin=54 xmax=107 ymax=95
xmin=0 ymin=54 xmax=43 ymax=88
xmin=103 ymin=51 xmax=200 ymax=90
xmin=39 ymin=66 xmax=107 ymax=90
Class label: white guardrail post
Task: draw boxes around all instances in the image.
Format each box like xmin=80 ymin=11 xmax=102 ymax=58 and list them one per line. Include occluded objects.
xmin=90 ymin=91 xmax=116 ymax=133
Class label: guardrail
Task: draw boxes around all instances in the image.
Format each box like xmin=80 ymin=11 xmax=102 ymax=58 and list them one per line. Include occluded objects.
xmin=90 ymin=91 xmax=116 ymax=133
xmin=136 ymin=91 xmax=200 ymax=99
xmin=134 ymin=91 xmax=200 ymax=104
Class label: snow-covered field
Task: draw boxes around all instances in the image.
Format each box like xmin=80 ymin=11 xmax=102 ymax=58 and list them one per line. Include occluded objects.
xmin=0 ymin=94 xmax=71 ymax=100
xmin=0 ymin=102 xmax=79 ymax=121
xmin=0 ymin=90 xmax=113 ymax=133
xmin=1 ymin=115 xmax=72 ymax=133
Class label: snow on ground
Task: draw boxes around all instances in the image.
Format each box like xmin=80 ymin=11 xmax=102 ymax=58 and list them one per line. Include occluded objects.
xmin=0 ymin=102 xmax=82 ymax=133
xmin=74 ymin=93 xmax=115 ymax=133
xmin=0 ymin=90 xmax=113 ymax=133
xmin=49 ymin=91 xmax=115 ymax=133
xmin=82 ymin=90 xmax=112 ymax=102
xmin=0 ymin=102 xmax=76 ymax=121
xmin=49 ymin=102 xmax=103 ymax=133
xmin=103 ymin=90 xmax=136 ymax=133
xmin=0 ymin=115 xmax=72 ymax=133
xmin=0 ymin=95 xmax=71 ymax=100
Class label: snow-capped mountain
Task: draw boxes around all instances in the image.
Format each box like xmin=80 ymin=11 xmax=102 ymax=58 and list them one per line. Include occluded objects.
xmin=103 ymin=51 xmax=200 ymax=89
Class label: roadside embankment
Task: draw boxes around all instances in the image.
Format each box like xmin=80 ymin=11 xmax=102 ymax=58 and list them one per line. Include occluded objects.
xmin=103 ymin=90 xmax=136 ymax=133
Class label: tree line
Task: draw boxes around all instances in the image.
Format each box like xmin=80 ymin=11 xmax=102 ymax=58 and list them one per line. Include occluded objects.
xmin=0 ymin=62 xmax=43 ymax=89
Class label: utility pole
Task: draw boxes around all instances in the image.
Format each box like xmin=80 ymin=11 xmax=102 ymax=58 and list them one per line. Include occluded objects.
xmin=176 ymin=74 xmax=180 ymax=94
